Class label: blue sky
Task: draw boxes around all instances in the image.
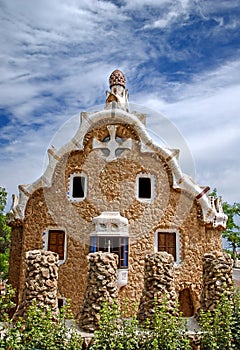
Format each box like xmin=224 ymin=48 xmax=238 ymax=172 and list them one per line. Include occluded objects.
xmin=0 ymin=0 xmax=240 ymax=210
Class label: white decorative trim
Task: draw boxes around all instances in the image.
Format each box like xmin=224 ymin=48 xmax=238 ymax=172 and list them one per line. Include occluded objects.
xmin=91 ymin=212 xmax=129 ymax=237
xmin=92 ymin=125 xmax=132 ymax=162
xmin=154 ymin=229 xmax=181 ymax=265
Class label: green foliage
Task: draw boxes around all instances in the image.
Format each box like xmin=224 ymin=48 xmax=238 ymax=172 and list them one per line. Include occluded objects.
xmin=210 ymin=188 xmax=240 ymax=264
xmin=198 ymin=292 xmax=234 ymax=350
xmin=89 ymin=298 xmax=191 ymax=350
xmin=89 ymin=301 xmax=121 ymax=350
xmin=1 ymin=287 xmax=240 ymax=349
xmin=222 ymin=201 xmax=240 ymax=263
xmin=232 ymin=290 xmax=240 ymax=349
xmin=0 ymin=187 xmax=11 ymax=279
xmin=0 ymin=300 xmax=83 ymax=349
xmin=0 ymin=283 xmax=16 ymax=322
xmin=139 ymin=298 xmax=191 ymax=350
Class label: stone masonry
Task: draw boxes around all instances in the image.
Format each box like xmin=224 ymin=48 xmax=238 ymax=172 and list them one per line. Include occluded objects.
xmin=78 ymin=252 xmax=119 ymax=332
xmin=137 ymin=252 xmax=177 ymax=323
xmin=14 ymin=250 xmax=59 ymax=318
xmin=200 ymin=250 xmax=233 ymax=312
xmin=7 ymin=70 xmax=227 ymax=319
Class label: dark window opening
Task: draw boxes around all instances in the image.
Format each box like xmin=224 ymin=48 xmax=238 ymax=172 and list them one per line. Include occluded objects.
xmin=158 ymin=232 xmax=176 ymax=261
xmin=48 ymin=230 xmax=65 ymax=260
xmin=72 ymin=176 xmax=85 ymax=198
xmin=58 ymin=297 xmax=66 ymax=309
xmin=90 ymin=236 xmax=129 ymax=268
xmin=138 ymin=177 xmax=151 ymax=199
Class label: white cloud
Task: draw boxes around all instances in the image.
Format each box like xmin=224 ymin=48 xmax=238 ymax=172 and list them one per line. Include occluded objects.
xmin=133 ymin=59 xmax=240 ymax=203
xmin=0 ymin=0 xmax=240 ymax=211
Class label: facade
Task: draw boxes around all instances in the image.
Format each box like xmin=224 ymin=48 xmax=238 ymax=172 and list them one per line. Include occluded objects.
xmin=8 ymin=70 xmax=227 ymax=317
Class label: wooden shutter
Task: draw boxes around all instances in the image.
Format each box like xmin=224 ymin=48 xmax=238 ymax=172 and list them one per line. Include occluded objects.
xmin=158 ymin=232 xmax=176 ymax=261
xmin=48 ymin=230 xmax=65 ymax=260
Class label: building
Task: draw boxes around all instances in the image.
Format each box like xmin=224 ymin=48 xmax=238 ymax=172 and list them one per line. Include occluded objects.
xmin=8 ymin=70 xmax=227 ymax=317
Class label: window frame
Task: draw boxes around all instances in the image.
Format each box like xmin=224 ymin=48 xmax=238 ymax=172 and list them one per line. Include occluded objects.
xmin=68 ymin=173 xmax=87 ymax=201
xmin=42 ymin=228 xmax=67 ymax=265
xmin=154 ymin=229 xmax=181 ymax=264
xmin=136 ymin=173 xmax=156 ymax=202
xmin=90 ymin=235 xmax=129 ymax=269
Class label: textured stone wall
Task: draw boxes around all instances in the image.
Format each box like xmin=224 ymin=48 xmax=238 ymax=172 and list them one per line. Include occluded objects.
xmin=137 ymin=252 xmax=177 ymax=323
xmin=8 ymin=225 xmax=24 ymax=306
xmin=15 ymin=250 xmax=59 ymax=318
xmin=200 ymin=250 xmax=233 ymax=312
xmin=78 ymin=252 xmax=119 ymax=332
xmin=8 ymin=123 xmax=223 ymax=317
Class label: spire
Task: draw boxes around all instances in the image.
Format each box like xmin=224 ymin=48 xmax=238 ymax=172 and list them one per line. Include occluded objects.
xmin=109 ymin=69 xmax=126 ymax=88
xmin=105 ymin=69 xmax=129 ymax=112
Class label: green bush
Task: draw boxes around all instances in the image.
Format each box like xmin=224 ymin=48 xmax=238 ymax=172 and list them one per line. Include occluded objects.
xmin=0 ymin=301 xmax=83 ymax=350
xmin=89 ymin=297 xmax=191 ymax=350
xmin=198 ymin=292 xmax=234 ymax=350
xmin=138 ymin=298 xmax=191 ymax=350
xmin=1 ymin=286 xmax=240 ymax=349
xmin=0 ymin=283 xmax=16 ymax=322
xmin=232 ymin=289 xmax=240 ymax=349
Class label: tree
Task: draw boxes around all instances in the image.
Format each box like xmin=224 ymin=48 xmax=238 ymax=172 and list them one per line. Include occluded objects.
xmin=222 ymin=201 xmax=240 ymax=267
xmin=210 ymin=188 xmax=240 ymax=266
xmin=0 ymin=187 xmax=11 ymax=279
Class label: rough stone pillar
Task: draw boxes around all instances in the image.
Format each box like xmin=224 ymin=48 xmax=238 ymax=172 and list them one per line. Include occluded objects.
xmin=15 ymin=250 xmax=59 ymax=318
xmin=200 ymin=250 xmax=233 ymax=312
xmin=78 ymin=252 xmax=119 ymax=332
xmin=137 ymin=252 xmax=177 ymax=324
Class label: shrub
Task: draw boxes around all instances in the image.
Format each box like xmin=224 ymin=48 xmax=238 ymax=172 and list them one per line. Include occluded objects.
xmin=0 ymin=283 xmax=16 ymax=322
xmin=89 ymin=300 xmax=121 ymax=350
xmin=139 ymin=298 xmax=191 ymax=350
xmin=89 ymin=297 xmax=191 ymax=350
xmin=0 ymin=301 xmax=83 ymax=350
xmin=232 ymin=289 xmax=240 ymax=349
xmin=198 ymin=292 xmax=233 ymax=350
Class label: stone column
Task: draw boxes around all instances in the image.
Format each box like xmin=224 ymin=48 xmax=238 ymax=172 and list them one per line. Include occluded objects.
xmin=200 ymin=250 xmax=233 ymax=312
xmin=78 ymin=252 xmax=119 ymax=332
xmin=15 ymin=250 xmax=59 ymax=318
xmin=137 ymin=252 xmax=177 ymax=324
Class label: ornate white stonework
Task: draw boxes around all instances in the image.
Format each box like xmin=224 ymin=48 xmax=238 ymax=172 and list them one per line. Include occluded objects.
xmin=91 ymin=211 xmax=129 ymax=236
xmin=92 ymin=125 xmax=132 ymax=162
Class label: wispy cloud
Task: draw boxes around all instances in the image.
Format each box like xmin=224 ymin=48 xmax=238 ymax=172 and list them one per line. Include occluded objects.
xmin=0 ymin=0 xmax=240 ymax=207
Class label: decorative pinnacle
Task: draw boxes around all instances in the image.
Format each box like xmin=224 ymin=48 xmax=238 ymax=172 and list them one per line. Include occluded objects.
xmin=109 ymin=69 xmax=126 ymax=88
